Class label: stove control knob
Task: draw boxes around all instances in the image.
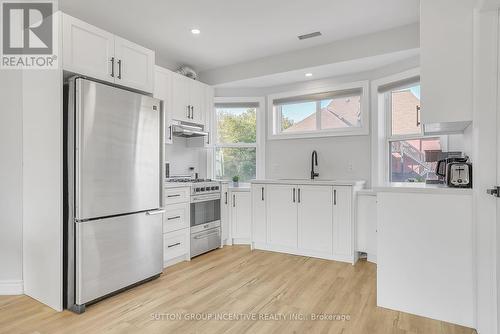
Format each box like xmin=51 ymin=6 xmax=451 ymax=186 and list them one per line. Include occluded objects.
xmin=211 ymin=186 xmax=216 ymax=190
xmin=200 ymin=187 xmax=205 ymax=191
xmin=195 ymin=188 xmax=201 ymax=192
xmin=215 ymin=186 xmax=219 ymax=190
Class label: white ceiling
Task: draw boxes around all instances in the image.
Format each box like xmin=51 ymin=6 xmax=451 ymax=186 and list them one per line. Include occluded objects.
xmin=215 ymin=49 xmax=420 ymax=88
xmin=59 ymin=0 xmax=419 ymax=71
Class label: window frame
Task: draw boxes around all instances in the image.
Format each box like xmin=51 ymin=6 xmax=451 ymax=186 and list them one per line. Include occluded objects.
xmin=210 ymin=97 xmax=265 ymax=181
xmin=383 ymin=80 xmax=448 ymax=183
xmin=267 ymin=81 xmax=370 ymax=140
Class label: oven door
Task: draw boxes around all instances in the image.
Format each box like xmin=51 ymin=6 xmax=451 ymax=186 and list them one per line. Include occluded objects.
xmin=190 ymin=194 xmax=221 ymax=227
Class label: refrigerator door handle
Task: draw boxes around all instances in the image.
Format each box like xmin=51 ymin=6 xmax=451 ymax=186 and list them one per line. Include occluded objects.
xmin=146 ymin=209 xmax=165 ymax=216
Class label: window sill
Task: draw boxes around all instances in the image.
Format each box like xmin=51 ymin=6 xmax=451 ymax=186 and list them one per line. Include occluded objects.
xmin=268 ymin=128 xmax=369 ymax=140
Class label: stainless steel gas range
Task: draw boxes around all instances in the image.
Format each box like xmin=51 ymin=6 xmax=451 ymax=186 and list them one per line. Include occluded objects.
xmin=167 ymin=178 xmax=221 ymax=257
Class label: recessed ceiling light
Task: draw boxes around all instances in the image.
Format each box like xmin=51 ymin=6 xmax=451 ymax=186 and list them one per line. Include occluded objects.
xmin=191 ymin=28 xmax=201 ymax=35
xmin=305 ymin=73 xmax=313 ymax=77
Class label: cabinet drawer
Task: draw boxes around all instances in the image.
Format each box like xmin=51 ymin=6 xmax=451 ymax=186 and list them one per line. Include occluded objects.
xmin=163 ymin=228 xmax=189 ymax=264
xmin=163 ymin=203 xmax=190 ymax=233
xmin=164 ymin=187 xmax=190 ymax=205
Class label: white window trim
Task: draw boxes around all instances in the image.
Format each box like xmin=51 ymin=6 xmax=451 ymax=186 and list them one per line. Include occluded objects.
xmin=209 ymin=96 xmax=266 ymax=181
xmin=371 ymin=68 xmax=419 ymax=186
xmin=371 ymin=68 xmax=450 ymax=185
xmin=267 ymin=81 xmax=370 ymax=140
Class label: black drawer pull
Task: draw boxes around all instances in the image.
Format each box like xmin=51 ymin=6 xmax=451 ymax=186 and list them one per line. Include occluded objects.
xmin=167 ymin=215 xmax=181 ymax=220
xmin=167 ymin=242 xmax=181 ymax=248
xmin=167 ymin=194 xmax=181 ymax=197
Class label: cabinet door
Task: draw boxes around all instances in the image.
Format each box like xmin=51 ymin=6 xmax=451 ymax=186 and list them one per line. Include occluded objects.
xmin=189 ymin=80 xmax=206 ymax=124
xmin=154 ymin=66 xmax=173 ymax=144
xmin=62 ymin=13 xmax=114 ymax=83
xmin=171 ymin=73 xmax=191 ymax=122
xmin=114 ymin=36 xmax=155 ymax=93
xmin=251 ymin=184 xmax=267 ymax=243
xmin=231 ymin=192 xmax=251 ymax=240
xmin=266 ymin=184 xmax=297 ymax=248
xmin=297 ymin=185 xmax=333 ymax=254
xmin=220 ymin=184 xmax=230 ymax=243
xmin=332 ymin=186 xmax=352 ymax=256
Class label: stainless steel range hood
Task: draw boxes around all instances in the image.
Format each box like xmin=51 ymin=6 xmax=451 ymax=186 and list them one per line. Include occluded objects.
xmin=172 ymin=121 xmax=208 ymax=138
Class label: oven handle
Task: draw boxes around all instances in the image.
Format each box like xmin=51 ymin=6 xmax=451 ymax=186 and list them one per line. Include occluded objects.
xmin=191 ymin=194 xmax=221 ymax=203
xmin=193 ymin=231 xmax=220 ymax=240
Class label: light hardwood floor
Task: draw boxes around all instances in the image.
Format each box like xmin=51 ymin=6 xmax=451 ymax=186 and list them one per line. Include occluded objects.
xmin=0 ymin=246 xmax=476 ymax=334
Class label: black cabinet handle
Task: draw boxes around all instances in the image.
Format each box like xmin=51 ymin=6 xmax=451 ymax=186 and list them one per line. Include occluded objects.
xmin=225 ymin=192 xmax=228 ymax=205
xmin=168 ymin=125 xmax=172 ymax=140
xmin=334 ymin=189 xmax=337 ymax=205
xmin=292 ymin=188 xmax=296 ymax=203
xmin=233 ymin=194 xmax=236 ymax=207
xmin=187 ymin=105 xmax=190 ymax=118
xmin=117 ymin=59 xmax=122 ymax=79
xmin=416 ymin=105 xmax=421 ymax=127
xmin=167 ymin=194 xmax=181 ymax=198
xmin=167 ymin=242 xmax=181 ymax=248
xmin=298 ymin=188 xmax=301 ymax=203
xmin=190 ymin=106 xmax=194 ymax=119
xmin=167 ymin=215 xmax=181 ymax=220
xmin=261 ymin=187 xmax=264 ymax=201
xmin=110 ymin=57 xmax=115 ymax=77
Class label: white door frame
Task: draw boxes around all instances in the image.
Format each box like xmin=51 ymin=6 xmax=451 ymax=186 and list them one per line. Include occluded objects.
xmin=473 ymin=5 xmax=500 ymax=334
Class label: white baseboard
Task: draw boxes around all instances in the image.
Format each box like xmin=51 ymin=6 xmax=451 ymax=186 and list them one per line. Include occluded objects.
xmin=0 ymin=280 xmax=23 ymax=295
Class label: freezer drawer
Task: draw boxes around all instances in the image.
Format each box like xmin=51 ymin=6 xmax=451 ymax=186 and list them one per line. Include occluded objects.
xmin=76 ymin=212 xmax=163 ymax=305
xmin=190 ymin=227 xmax=221 ymax=258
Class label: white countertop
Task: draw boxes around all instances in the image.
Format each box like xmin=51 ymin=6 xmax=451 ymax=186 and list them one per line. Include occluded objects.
xmin=250 ymin=179 xmax=366 ymax=187
xmin=374 ymin=182 xmax=473 ymax=195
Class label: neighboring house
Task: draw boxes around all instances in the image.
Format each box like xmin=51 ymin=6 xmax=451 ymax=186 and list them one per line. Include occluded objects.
xmin=284 ymin=95 xmax=361 ymax=132
xmin=284 ymin=89 xmax=440 ymax=181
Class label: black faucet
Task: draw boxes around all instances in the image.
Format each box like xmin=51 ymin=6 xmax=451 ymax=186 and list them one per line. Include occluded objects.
xmin=311 ymin=150 xmax=319 ymax=180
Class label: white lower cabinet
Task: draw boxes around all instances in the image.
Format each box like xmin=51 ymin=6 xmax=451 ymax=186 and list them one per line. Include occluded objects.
xmin=266 ymin=184 xmax=297 ymax=248
xmin=163 ymin=228 xmax=190 ymax=267
xmin=252 ymin=182 xmax=357 ymax=263
xmin=220 ymin=184 xmax=230 ymax=244
xmin=298 ymin=185 xmax=333 ymax=255
xmin=163 ymin=186 xmax=191 ymax=268
xmin=231 ymin=191 xmax=251 ymax=243
xmin=251 ymin=184 xmax=266 ymax=243
xmin=332 ymin=186 xmax=352 ymax=259
xmin=163 ymin=202 xmax=189 ymax=233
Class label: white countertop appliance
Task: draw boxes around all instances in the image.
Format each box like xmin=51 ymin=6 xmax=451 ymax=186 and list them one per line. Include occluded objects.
xmin=64 ymin=78 xmax=164 ymax=314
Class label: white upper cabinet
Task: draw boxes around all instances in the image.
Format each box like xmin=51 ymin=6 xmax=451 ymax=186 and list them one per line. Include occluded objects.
xmin=62 ymin=13 xmax=154 ymax=93
xmin=189 ymin=80 xmax=206 ymax=124
xmin=114 ymin=37 xmax=155 ymax=93
xmin=420 ymin=0 xmax=474 ymax=130
xmin=62 ymin=14 xmax=115 ymax=83
xmin=266 ymin=184 xmax=298 ymax=248
xmin=171 ymin=73 xmax=191 ymax=122
xmin=171 ymin=73 xmax=208 ymax=125
xmin=154 ymin=66 xmax=173 ymax=144
xmin=297 ymin=185 xmax=333 ymax=255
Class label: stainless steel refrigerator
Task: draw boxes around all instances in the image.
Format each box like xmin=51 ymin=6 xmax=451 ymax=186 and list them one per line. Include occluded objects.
xmin=64 ymin=77 xmax=164 ymax=313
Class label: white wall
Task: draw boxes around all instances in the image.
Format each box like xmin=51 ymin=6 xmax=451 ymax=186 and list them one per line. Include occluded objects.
xmin=0 ymin=71 xmax=24 ymax=294
xmin=215 ymin=59 xmax=473 ymax=187
xmin=165 ymin=139 xmax=208 ymax=178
